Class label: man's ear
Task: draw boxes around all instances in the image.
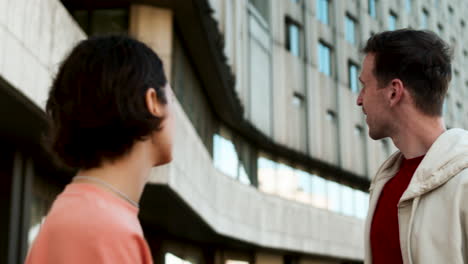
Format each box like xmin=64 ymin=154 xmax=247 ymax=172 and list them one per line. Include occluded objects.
xmin=145 ymin=88 xmax=164 ymax=118
xmin=388 ymin=79 xmax=404 ymax=107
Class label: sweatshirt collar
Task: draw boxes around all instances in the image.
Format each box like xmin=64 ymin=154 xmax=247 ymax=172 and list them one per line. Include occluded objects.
xmin=373 ymin=129 xmax=468 ymax=201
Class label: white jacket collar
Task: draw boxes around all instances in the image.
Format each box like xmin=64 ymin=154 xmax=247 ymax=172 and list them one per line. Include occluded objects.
xmin=371 ymin=129 xmax=468 ymax=201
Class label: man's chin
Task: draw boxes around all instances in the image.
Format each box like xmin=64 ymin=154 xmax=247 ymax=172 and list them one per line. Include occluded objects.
xmin=369 ymin=130 xmax=385 ymax=140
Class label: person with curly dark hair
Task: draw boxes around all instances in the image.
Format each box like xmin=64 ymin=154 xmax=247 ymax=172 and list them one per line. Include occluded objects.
xmin=26 ymin=35 xmax=174 ymax=264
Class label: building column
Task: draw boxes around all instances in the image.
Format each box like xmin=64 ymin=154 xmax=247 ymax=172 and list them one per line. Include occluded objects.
xmin=130 ymin=5 xmax=174 ymax=83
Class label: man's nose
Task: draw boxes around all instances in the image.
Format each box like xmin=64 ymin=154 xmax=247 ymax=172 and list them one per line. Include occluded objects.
xmin=356 ymin=91 xmax=363 ymax=106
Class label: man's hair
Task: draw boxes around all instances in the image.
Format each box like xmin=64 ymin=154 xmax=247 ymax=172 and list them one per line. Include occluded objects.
xmin=363 ymin=29 xmax=452 ymax=116
xmin=46 ymin=35 xmax=168 ymax=169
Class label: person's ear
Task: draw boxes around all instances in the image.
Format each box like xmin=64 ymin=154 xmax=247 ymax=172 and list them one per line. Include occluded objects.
xmin=145 ymin=88 xmax=165 ymax=118
xmin=388 ymin=79 xmax=404 ymax=107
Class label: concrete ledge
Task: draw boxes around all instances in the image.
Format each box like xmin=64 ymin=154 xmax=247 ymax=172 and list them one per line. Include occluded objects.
xmin=148 ymin=99 xmax=364 ymax=260
xmin=0 ymin=0 xmax=85 ymax=109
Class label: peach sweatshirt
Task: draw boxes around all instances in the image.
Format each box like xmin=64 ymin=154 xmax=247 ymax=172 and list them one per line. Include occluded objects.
xmin=25 ymin=183 xmax=153 ymax=264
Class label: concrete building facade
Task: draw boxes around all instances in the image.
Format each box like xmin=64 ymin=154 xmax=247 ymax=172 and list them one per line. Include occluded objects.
xmin=1 ymin=0 xmax=467 ymax=263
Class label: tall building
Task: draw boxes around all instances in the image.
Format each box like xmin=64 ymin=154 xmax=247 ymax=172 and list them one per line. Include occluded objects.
xmin=1 ymin=0 xmax=467 ymax=263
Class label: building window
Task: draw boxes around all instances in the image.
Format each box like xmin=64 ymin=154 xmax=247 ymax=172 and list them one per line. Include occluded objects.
xmin=354 ymin=125 xmax=366 ymax=174
xmin=443 ymin=95 xmax=449 ymax=115
xmin=213 ymin=134 xmax=239 ymax=179
xmin=257 ymin=155 xmax=369 ymax=218
xmin=355 ymin=125 xmax=364 ymax=136
xmin=258 ymin=156 xmax=277 ymax=194
xmin=345 ymin=15 xmax=356 ymax=44
xmin=311 ymin=174 xmax=328 ymax=209
xmin=326 ymin=110 xmax=336 ymax=122
xmin=292 ymin=92 xmax=304 ymax=107
xmin=213 ymin=134 xmax=251 ymax=185
xmin=276 ymin=162 xmax=297 ymax=200
xmin=453 ymin=70 xmax=460 ymax=89
xmin=437 ymin=23 xmax=444 ymax=35
xmin=318 ymin=42 xmax=332 ymax=76
xmin=456 ymin=102 xmax=462 ymax=123
xmin=317 ymin=0 xmax=329 ymax=25
xmin=283 ymin=255 xmax=300 ymax=264
xmin=368 ymin=0 xmax=377 ymax=18
xmin=285 ymin=18 xmax=301 ymax=57
xmin=327 ymin=180 xmax=341 ymax=213
xmin=348 ymin=62 xmax=359 ymax=93
xmin=165 ymin=253 xmax=195 ymax=264
xmin=405 ymin=0 xmax=412 ymax=13
xmin=226 ymin=261 xmax=249 ymax=264
xmin=448 ymin=6 xmax=454 ymax=24
xmin=421 ymin=9 xmax=429 ymax=29
xmin=354 ymin=190 xmax=369 ymax=219
xmin=325 ymin=110 xmax=339 ymax=163
xmin=249 ymin=0 xmax=270 ymax=24
xmin=388 ymin=12 xmax=397 ymax=30
xmin=341 ymin=185 xmax=355 ymax=216
xmin=247 ymin=7 xmax=273 ymax=136
xmin=71 ymin=8 xmax=129 ymax=36
xmin=382 ymin=139 xmax=391 ymax=157
xmin=296 ymin=169 xmax=312 ymax=204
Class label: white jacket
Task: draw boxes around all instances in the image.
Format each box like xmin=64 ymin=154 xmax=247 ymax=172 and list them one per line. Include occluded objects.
xmin=364 ymin=128 xmax=468 ymax=264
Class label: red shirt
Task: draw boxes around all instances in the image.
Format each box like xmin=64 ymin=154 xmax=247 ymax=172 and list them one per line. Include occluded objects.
xmin=370 ymin=155 xmax=424 ymax=264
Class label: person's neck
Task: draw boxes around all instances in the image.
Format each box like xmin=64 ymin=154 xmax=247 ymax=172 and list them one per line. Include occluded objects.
xmin=75 ymin=142 xmax=155 ymax=205
xmin=391 ymin=113 xmax=446 ymax=159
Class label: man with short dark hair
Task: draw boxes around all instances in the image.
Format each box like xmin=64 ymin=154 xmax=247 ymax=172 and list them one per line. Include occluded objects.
xmin=357 ymin=29 xmax=468 ymax=263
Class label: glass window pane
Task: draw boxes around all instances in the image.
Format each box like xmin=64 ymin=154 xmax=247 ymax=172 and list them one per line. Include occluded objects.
xmin=249 ymin=0 xmax=270 ymax=24
xmin=369 ymin=0 xmax=376 ymax=18
xmin=288 ymin=23 xmax=300 ymax=56
xmin=448 ymin=7 xmax=453 ymax=24
xmin=226 ymin=261 xmax=249 ymax=264
xmin=317 ymin=0 xmax=329 ymax=24
xmin=316 ymin=0 xmax=321 ymax=22
xmin=238 ymin=165 xmax=251 ymax=185
xmin=382 ymin=139 xmax=391 ymax=157
xmin=355 ymin=190 xmax=369 ymax=219
xmin=311 ymin=174 xmax=328 ymax=209
xmin=406 ymin=0 xmax=412 ymax=13
xmin=349 ymin=64 xmax=359 ymax=93
xmin=276 ymin=163 xmax=297 ymax=200
xmin=323 ymin=0 xmax=328 ymax=24
xmin=318 ymin=43 xmax=331 ymax=76
xmin=90 ymin=9 xmax=129 ymax=35
xmin=421 ymin=10 xmax=428 ymax=29
xmin=389 ymin=13 xmax=397 ymax=30
xmin=165 ymin=253 xmax=195 ymax=264
xmin=345 ymin=16 xmax=355 ymax=44
xmin=213 ymin=134 xmax=239 ymax=179
xmin=341 ymin=186 xmax=354 ymax=216
xmin=296 ymin=169 xmax=312 ymax=204
xmin=258 ymin=157 xmax=277 ymax=194
xmin=326 ymin=46 xmax=331 ymax=75
xmin=327 ymin=180 xmax=341 ymax=213
xmin=318 ymin=44 xmax=323 ymax=73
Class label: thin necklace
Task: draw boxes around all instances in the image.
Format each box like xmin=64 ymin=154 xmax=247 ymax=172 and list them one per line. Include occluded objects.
xmin=74 ymin=176 xmax=139 ymax=208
